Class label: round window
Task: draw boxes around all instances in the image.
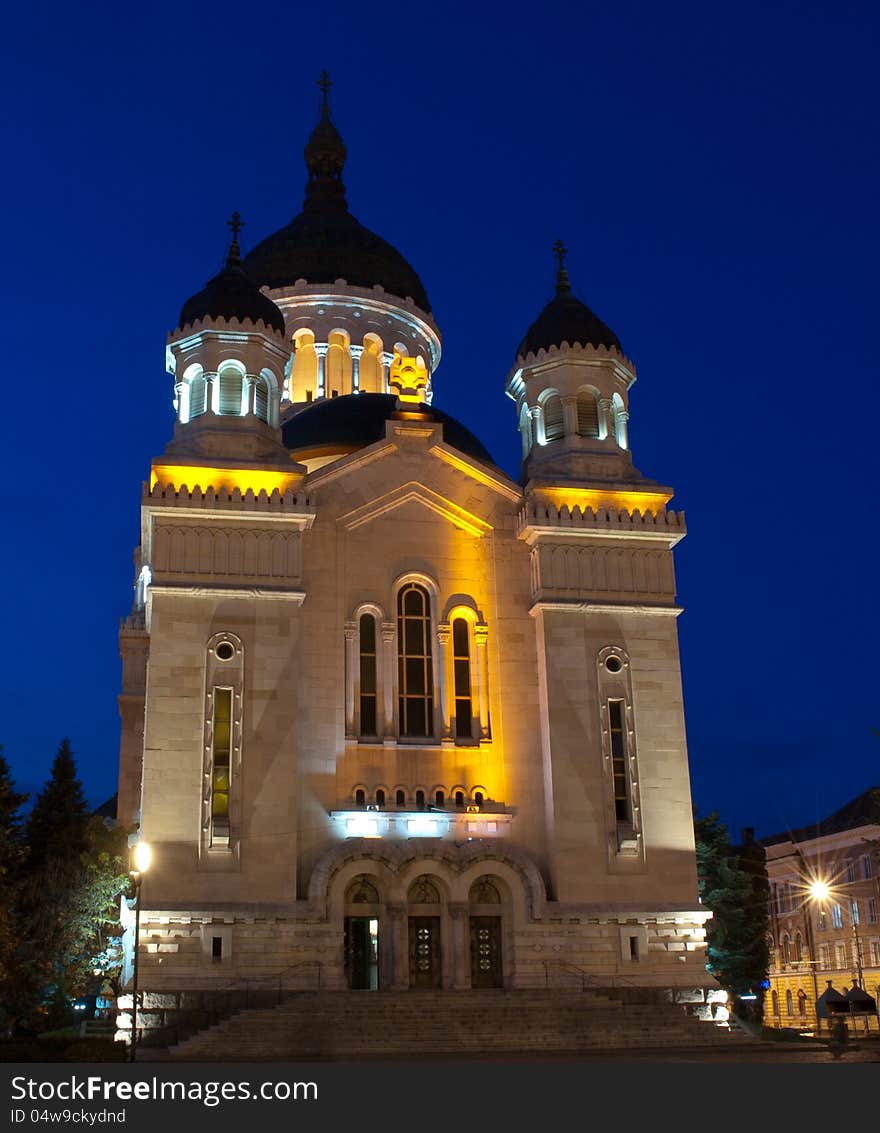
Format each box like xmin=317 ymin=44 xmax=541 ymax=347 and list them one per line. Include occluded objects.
xmin=605 ymin=656 xmax=622 ymax=673
xmin=215 ymin=642 xmax=234 ymax=661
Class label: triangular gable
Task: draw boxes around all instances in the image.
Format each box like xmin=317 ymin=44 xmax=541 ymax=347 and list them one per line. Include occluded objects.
xmin=337 ymin=481 xmax=493 ymax=537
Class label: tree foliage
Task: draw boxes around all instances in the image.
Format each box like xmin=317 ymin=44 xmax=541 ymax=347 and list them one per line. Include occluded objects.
xmin=1 ymin=741 xmax=128 ymax=1032
xmin=695 ymin=810 xmax=771 ymax=1021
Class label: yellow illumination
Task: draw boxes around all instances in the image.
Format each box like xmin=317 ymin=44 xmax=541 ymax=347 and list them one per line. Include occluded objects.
xmin=151 ymin=464 xmax=302 ymax=496
xmin=534 ymin=486 xmax=673 ymax=516
xmin=389 ymin=355 xmax=428 ymax=403
xmin=131 ymin=841 xmax=152 ymax=874
xmin=809 ymin=880 xmax=831 ymax=902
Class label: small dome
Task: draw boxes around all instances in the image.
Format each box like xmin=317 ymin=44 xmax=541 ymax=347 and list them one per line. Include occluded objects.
xmin=244 ymin=93 xmax=430 ymax=313
xmin=517 ymin=247 xmax=622 ymax=358
xmin=178 ymin=246 xmax=286 ymax=336
xmin=282 ymin=393 xmax=496 ymax=467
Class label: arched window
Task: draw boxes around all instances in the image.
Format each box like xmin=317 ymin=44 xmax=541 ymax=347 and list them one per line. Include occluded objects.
xmin=355 ymin=788 xmax=365 ymax=807
xmin=397 ymin=583 xmax=433 ymax=738
xmin=395 ymin=789 xmax=405 ymax=807
xmin=771 ymin=990 xmax=779 ymax=1016
xmin=188 ymin=369 xmax=207 ymax=419
xmin=375 ymin=788 xmax=386 ymax=808
xmin=795 ymin=932 xmax=804 ymax=962
xmin=435 ymin=789 xmax=444 ymax=808
xmin=455 ymin=790 xmax=464 ymax=809
xmin=785 ymin=989 xmax=794 ymax=1016
xmin=473 ymin=791 xmax=484 ymax=806
xmin=797 ymin=989 xmax=807 ymax=1016
xmin=415 ymin=789 xmax=425 ymax=809
xmin=542 ymin=393 xmax=564 ymax=442
xmin=576 ymin=390 xmax=599 ymax=437
xmin=452 ymin=617 xmax=473 ymax=741
xmin=218 ymin=365 xmax=244 ymax=416
xmin=254 ymin=375 xmax=270 ymax=422
xmin=359 ymin=613 xmax=378 ymax=738
xmin=782 ymin=934 xmax=792 ymax=966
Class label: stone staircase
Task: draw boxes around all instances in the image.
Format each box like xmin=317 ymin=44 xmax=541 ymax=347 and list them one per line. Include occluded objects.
xmin=165 ymin=990 xmax=760 ymax=1060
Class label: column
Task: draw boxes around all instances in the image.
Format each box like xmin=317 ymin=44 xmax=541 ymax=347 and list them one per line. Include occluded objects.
xmin=349 ymin=344 xmax=364 ymax=393
xmin=380 ymin=351 xmax=394 ymax=393
xmin=528 ymin=404 xmax=543 ymax=446
xmin=436 ymin=623 xmax=453 ymax=743
xmin=449 ymin=903 xmax=471 ymax=989
xmin=175 ymin=381 xmax=187 ymax=423
xmin=344 ymin=622 xmax=357 ymax=739
xmin=243 ymin=374 xmax=255 ymax=416
xmin=387 ymin=903 xmax=409 ymax=990
xmin=207 ymin=372 xmax=219 ymax=416
xmin=473 ymin=623 xmax=490 ymax=741
xmin=314 ymin=343 xmax=329 ymax=398
xmin=616 ymin=408 xmax=630 ymax=450
xmin=598 ymin=397 xmax=612 ymax=440
xmin=381 ymin=621 xmax=396 ymax=743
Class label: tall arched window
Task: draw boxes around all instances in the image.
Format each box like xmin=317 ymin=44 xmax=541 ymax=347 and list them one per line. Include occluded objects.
xmin=218 ymin=365 xmax=244 ymax=416
xmin=576 ymin=390 xmax=599 ymax=437
xmin=359 ymin=613 xmax=378 ymax=738
xmin=771 ymin=989 xmax=779 ymax=1016
xmin=452 ymin=617 xmax=473 ymax=742
xmin=785 ymin=989 xmax=794 ymax=1016
xmin=188 ymin=369 xmax=207 ymax=419
xmin=254 ymin=375 xmax=270 ymax=422
xmin=542 ymin=393 xmax=564 ymax=442
xmin=397 ymin=583 xmax=433 ymax=738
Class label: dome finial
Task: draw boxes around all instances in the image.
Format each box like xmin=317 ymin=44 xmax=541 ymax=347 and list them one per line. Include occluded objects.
xmin=226 ymin=211 xmax=244 ymax=265
xmin=317 ymin=70 xmax=333 ymax=118
xmin=304 ymin=72 xmax=347 ymax=213
xmin=553 ymin=238 xmax=572 ymax=295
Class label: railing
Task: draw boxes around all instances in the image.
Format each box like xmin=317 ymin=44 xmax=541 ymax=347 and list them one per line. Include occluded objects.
xmin=218 ymin=960 xmax=324 ymax=1008
xmin=542 ymin=960 xmax=641 ymax=994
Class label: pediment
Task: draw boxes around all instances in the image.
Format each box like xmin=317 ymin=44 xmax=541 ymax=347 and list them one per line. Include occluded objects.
xmin=337 ymin=481 xmax=493 ymax=537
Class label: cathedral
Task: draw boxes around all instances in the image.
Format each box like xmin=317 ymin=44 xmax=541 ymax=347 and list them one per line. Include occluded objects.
xmin=116 ymin=83 xmax=712 ymax=1021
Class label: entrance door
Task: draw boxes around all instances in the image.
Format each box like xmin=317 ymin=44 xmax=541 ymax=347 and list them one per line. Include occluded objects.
xmin=345 ymin=916 xmax=379 ymax=990
xmin=470 ymin=917 xmax=503 ymax=988
xmin=408 ymin=917 xmax=441 ymax=988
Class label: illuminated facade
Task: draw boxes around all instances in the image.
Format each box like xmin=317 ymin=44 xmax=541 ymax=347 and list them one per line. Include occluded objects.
xmin=762 ymin=790 xmax=880 ymax=1031
xmin=116 ymin=89 xmax=711 ymax=1023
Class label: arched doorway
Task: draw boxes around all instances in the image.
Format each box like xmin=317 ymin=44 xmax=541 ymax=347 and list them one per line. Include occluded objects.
xmin=468 ymin=876 xmax=504 ymax=988
xmin=344 ymin=875 xmax=381 ymax=990
xmin=407 ymin=875 xmax=442 ymax=989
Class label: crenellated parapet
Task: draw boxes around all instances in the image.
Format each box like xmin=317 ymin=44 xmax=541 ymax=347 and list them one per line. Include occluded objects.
xmin=517 ymin=500 xmax=686 ymax=547
xmin=142 ymin=480 xmax=315 ymax=519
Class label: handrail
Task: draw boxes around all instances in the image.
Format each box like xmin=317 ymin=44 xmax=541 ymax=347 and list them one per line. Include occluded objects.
xmin=542 ymin=959 xmax=641 ymax=993
xmin=216 ymin=960 xmax=323 ymax=1007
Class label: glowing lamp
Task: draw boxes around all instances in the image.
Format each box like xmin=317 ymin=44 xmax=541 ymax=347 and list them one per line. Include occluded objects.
xmin=132 ymin=841 xmax=152 ymax=875
xmin=809 ymin=880 xmax=830 ymax=902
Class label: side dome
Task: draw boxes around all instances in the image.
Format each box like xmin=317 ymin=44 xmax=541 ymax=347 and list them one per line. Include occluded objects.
xmin=282 ymin=393 xmax=496 ymax=467
xmin=178 ymin=231 xmax=286 ymax=335
xmin=517 ymin=246 xmax=622 ymax=358
xmin=243 ymin=92 xmax=431 ymax=314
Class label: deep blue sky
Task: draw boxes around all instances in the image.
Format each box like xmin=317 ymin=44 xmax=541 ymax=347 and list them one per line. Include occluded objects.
xmin=1 ymin=1 xmax=877 ymax=842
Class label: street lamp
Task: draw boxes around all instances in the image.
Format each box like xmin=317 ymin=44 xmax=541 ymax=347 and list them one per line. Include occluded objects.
xmin=128 ymin=841 xmax=152 ymax=1064
xmin=808 ymin=879 xmax=864 ymax=991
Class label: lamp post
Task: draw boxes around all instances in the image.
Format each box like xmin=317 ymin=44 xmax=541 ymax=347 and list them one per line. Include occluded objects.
xmin=128 ymin=841 xmax=151 ymax=1064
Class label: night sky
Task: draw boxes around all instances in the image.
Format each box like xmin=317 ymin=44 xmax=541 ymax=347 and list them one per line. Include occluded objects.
xmin=1 ymin=1 xmax=877 ymax=844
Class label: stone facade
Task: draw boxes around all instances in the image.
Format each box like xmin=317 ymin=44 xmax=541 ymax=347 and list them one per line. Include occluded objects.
xmin=115 ymin=100 xmax=714 ymax=1044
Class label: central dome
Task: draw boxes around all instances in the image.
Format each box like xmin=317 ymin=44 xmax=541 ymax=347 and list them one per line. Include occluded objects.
xmin=244 ymin=96 xmax=431 ymax=314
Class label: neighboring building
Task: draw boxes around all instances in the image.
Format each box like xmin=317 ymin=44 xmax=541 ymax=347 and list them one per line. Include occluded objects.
xmin=116 ymin=86 xmax=711 ymax=1026
xmin=762 ymin=787 xmax=880 ymax=1031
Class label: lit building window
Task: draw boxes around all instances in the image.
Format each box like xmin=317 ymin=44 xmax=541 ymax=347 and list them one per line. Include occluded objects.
xmin=576 ymin=390 xmax=599 ymax=438
xmin=218 ymin=365 xmax=245 ymax=416
xmin=359 ymin=613 xmax=378 ymax=738
xmin=609 ymin=699 xmax=629 ymax=822
xmin=452 ymin=617 xmax=473 ymax=742
xmin=831 ymin=904 xmax=843 ymax=929
xmin=210 ymin=688 xmax=232 ymax=846
xmin=397 ymin=583 xmax=433 ymax=739
xmin=542 ymin=393 xmax=564 ymax=442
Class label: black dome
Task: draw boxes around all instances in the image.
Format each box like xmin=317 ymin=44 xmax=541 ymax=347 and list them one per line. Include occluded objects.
xmin=517 ymin=255 xmax=622 ymax=358
xmin=282 ymin=393 xmax=496 ymax=468
xmin=178 ymin=256 xmax=286 ymax=335
xmin=243 ymin=100 xmax=431 ymax=313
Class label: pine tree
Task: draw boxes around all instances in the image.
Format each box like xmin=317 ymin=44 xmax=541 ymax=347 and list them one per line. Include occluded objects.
xmin=694 ymin=810 xmax=771 ymax=1023
xmin=24 ymin=738 xmax=89 ymax=872
xmin=0 ymin=749 xmax=28 ymax=1030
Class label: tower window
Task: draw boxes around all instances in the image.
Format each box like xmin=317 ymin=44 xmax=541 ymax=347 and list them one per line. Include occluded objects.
xmin=211 ymin=688 xmax=232 ymax=845
xmin=608 ymin=699 xmax=630 ymax=822
xmin=359 ymin=614 xmax=378 ymax=738
xmin=452 ymin=618 xmax=473 ymax=741
xmin=189 ymin=373 xmax=207 ymax=419
xmin=218 ymin=367 xmax=244 ymax=416
xmin=254 ymin=376 xmax=270 ymax=422
xmin=397 ymin=584 xmax=434 ymax=739
xmin=543 ymin=394 xmax=564 ymax=442
xmin=576 ymin=391 xmax=599 ymax=437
